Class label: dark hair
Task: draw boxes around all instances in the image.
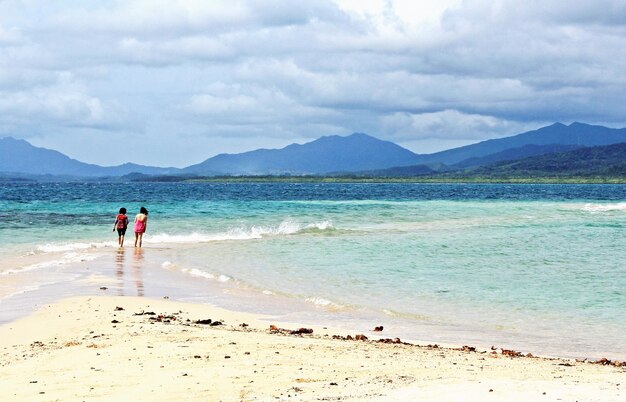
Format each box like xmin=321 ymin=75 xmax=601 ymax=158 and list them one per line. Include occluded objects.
xmin=140 ymin=207 xmax=148 ymax=215
xmin=119 ymin=207 xmax=127 ymax=214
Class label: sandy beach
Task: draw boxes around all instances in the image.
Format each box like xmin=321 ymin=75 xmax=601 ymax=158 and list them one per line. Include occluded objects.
xmin=4 ymin=0 xmax=626 ymax=400
xmin=0 ymin=295 xmax=623 ymax=401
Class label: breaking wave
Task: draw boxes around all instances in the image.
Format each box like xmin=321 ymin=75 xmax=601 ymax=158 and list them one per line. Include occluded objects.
xmin=37 ymin=241 xmax=116 ymax=253
xmin=305 ymin=296 xmax=345 ymax=310
xmin=146 ymin=220 xmax=334 ymax=245
xmin=1 ymin=253 xmax=99 ymax=276
xmin=26 ymin=220 xmax=334 ymax=257
xmin=581 ymin=203 xmax=626 ymax=213
xmin=179 ymin=267 xmax=232 ymax=284
xmin=181 ymin=268 xmax=215 ymax=279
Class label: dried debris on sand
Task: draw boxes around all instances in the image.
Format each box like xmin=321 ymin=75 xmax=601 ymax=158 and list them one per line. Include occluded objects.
xmin=0 ymin=296 xmax=623 ymax=402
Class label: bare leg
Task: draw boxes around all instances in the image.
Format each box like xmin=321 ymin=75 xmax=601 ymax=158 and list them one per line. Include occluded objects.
xmin=120 ymin=235 xmax=125 ymax=247
xmin=134 ymin=232 xmax=139 ymax=247
xmin=138 ymin=233 xmax=143 ymax=247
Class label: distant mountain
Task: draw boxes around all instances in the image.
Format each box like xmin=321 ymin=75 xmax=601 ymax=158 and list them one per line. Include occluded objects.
xmin=345 ymin=164 xmax=437 ymax=177
xmin=183 ymin=133 xmax=421 ymax=175
xmin=4 ymin=122 xmax=626 ymax=179
xmin=97 ymin=162 xmax=180 ymax=177
xmin=414 ymin=122 xmax=626 ymax=166
xmin=0 ymin=137 xmax=180 ymax=177
xmin=453 ymin=144 xmax=582 ymax=169
xmin=470 ymin=142 xmax=626 ymax=177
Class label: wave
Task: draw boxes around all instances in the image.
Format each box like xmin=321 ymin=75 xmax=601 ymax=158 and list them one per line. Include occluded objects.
xmin=181 ymin=268 xmax=215 ymax=279
xmin=1 ymin=252 xmax=99 ymax=276
xmin=146 ymin=220 xmax=334 ymax=245
xmin=1 ymin=283 xmax=44 ymax=300
xmin=382 ymin=308 xmax=430 ymax=321
xmin=179 ymin=267 xmax=232 ymax=285
xmin=176 ymin=264 xmax=349 ymax=312
xmin=305 ymin=297 xmax=334 ymax=306
xmin=25 ymin=220 xmax=334 ymax=257
xmin=581 ymin=203 xmax=626 ymax=213
xmin=305 ymin=296 xmax=345 ymax=310
xmin=0 ymin=272 xmax=83 ymax=300
xmin=37 ymin=241 xmax=117 ymax=253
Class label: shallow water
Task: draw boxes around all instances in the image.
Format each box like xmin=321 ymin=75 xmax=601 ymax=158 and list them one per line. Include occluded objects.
xmin=1 ymin=182 xmax=625 ymax=359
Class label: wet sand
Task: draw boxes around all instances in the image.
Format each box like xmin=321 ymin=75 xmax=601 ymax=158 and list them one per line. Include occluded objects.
xmin=0 ymin=295 xmax=623 ymax=401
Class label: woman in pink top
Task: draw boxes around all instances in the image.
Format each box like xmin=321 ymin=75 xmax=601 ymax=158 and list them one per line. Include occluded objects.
xmin=134 ymin=206 xmax=148 ymax=248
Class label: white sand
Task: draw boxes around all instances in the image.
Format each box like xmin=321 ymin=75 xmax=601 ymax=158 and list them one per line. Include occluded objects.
xmin=0 ymin=296 xmax=623 ymax=401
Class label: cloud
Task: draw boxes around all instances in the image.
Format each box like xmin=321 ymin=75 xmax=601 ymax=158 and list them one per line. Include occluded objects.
xmin=381 ymin=110 xmax=532 ymax=141
xmin=183 ymin=81 xmax=344 ymax=138
xmin=117 ymin=35 xmax=235 ymax=66
xmin=1 ymin=0 xmax=626 ymax=165
xmin=43 ymin=0 xmax=342 ymax=38
xmin=0 ymin=72 xmax=131 ymax=135
xmin=0 ymin=23 xmax=23 ymax=45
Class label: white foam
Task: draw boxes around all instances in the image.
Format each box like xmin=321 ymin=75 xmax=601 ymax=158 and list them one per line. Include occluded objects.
xmin=1 ymin=253 xmax=99 ymax=275
xmin=1 ymin=273 xmax=83 ymax=301
xmin=161 ymin=261 xmax=173 ymax=268
xmin=37 ymin=241 xmax=116 ymax=253
xmin=304 ymin=296 xmax=347 ymax=310
xmin=148 ymin=233 xmax=220 ymax=244
xmin=262 ymin=290 xmax=274 ymax=295
xmin=179 ymin=267 xmax=234 ymax=284
xmin=144 ymin=220 xmax=333 ymax=246
xmin=305 ymin=297 xmax=337 ymax=307
xmin=181 ymin=268 xmax=215 ymax=279
xmin=581 ymin=202 xmax=626 ymax=212
xmin=2 ymin=284 xmax=43 ymax=299
xmin=305 ymin=220 xmax=333 ymax=230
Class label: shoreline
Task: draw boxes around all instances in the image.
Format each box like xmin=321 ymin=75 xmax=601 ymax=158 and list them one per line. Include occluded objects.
xmin=1 ymin=295 xmax=624 ymax=401
xmin=150 ymin=176 xmax=626 ymax=184
xmin=2 ymin=244 xmax=626 ymax=363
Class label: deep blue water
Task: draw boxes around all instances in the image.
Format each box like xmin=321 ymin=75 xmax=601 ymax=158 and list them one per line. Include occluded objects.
xmin=2 ymin=182 xmax=626 ymax=203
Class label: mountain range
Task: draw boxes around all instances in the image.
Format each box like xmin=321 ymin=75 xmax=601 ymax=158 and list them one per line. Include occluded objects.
xmin=410 ymin=122 xmax=626 ymax=166
xmin=0 ymin=137 xmax=180 ymax=177
xmin=471 ymin=142 xmax=626 ymax=177
xmin=182 ymin=133 xmax=420 ymax=175
xmin=1 ymin=122 xmax=626 ymax=179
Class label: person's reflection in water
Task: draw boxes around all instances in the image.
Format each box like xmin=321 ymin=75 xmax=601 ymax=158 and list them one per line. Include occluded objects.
xmin=115 ymin=248 xmax=126 ymax=296
xmin=132 ymin=247 xmax=145 ymax=297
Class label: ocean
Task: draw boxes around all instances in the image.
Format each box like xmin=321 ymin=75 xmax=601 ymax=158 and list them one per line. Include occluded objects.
xmin=1 ymin=182 xmax=625 ymax=360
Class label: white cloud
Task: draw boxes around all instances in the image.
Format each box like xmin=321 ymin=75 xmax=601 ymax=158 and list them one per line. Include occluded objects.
xmin=0 ymin=24 xmax=23 ymax=45
xmin=184 ymin=81 xmax=342 ymax=135
xmin=45 ymin=1 xmax=252 ymax=37
xmin=117 ymin=35 xmax=235 ymax=66
xmin=1 ymin=0 xmax=626 ymax=165
xmin=42 ymin=0 xmax=342 ymax=38
xmin=0 ymin=72 xmax=129 ymax=133
xmin=379 ymin=110 xmax=544 ymax=154
xmin=381 ymin=110 xmax=532 ymax=141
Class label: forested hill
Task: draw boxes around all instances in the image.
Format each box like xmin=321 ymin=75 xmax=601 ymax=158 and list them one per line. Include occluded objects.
xmin=470 ymin=142 xmax=626 ymax=177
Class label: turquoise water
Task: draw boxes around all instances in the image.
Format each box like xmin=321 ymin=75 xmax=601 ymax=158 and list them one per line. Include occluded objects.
xmin=1 ymin=183 xmax=625 ymax=359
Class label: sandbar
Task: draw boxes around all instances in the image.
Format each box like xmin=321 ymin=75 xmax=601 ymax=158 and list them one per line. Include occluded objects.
xmin=0 ymin=296 xmax=623 ymax=401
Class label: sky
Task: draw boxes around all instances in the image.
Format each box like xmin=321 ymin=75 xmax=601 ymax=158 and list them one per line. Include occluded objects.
xmin=1 ymin=0 xmax=625 ymax=167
